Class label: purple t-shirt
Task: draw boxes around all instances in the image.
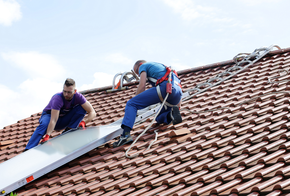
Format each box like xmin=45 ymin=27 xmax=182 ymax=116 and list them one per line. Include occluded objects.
xmin=43 ymin=92 xmax=86 ymax=114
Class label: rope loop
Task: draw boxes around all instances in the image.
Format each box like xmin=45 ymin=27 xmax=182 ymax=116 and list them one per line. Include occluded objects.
xmin=125 ymin=93 xmax=169 ymax=159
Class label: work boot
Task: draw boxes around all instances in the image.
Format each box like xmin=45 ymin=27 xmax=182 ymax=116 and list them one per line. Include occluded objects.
xmin=61 ymin=127 xmax=72 ymax=134
xmin=170 ymin=106 xmax=182 ymax=125
xmin=61 ymin=127 xmax=77 ymax=135
xmin=113 ymin=134 xmax=133 ymax=148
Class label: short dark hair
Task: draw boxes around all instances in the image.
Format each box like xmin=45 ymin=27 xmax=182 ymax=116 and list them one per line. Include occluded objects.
xmin=64 ymin=78 xmax=75 ymax=87
xmin=134 ymin=60 xmax=146 ymax=67
xmin=133 ymin=60 xmax=146 ymax=73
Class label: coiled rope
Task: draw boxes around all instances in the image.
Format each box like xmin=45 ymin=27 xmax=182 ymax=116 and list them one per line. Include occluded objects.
xmin=125 ymin=45 xmax=282 ymax=158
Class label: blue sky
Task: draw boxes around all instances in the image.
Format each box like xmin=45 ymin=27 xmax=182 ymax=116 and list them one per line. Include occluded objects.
xmin=0 ymin=0 xmax=289 ymax=128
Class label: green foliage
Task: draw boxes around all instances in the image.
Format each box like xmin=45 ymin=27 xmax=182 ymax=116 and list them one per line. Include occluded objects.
xmin=10 ymin=192 xmax=18 ymax=196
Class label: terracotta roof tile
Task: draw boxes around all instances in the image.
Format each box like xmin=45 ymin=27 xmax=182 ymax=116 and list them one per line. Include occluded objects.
xmin=115 ymin=187 xmax=136 ymax=196
xmin=192 ymin=180 xmax=223 ymax=195
xmin=255 ymin=162 xmax=285 ymax=178
xmin=169 ymin=160 xmax=194 ymax=173
xmin=2 ymin=46 xmax=290 ymax=195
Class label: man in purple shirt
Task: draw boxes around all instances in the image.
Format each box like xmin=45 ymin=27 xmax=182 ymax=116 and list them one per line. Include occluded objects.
xmin=24 ymin=78 xmax=96 ymax=150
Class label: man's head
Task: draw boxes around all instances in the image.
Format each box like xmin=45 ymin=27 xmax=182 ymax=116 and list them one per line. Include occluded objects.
xmin=133 ymin=60 xmax=146 ymax=76
xmin=63 ymin=78 xmax=76 ymax=100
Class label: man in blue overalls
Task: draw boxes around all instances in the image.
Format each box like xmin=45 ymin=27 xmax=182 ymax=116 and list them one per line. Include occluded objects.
xmin=24 ymin=78 xmax=96 ymax=151
xmin=113 ymin=60 xmax=182 ymax=147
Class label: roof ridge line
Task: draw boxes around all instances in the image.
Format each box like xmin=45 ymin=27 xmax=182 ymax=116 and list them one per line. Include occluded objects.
xmin=80 ymin=47 xmax=290 ymax=95
xmin=178 ymin=47 xmax=290 ymax=75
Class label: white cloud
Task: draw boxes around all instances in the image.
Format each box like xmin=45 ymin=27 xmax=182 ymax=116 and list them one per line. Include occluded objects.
xmin=0 ymin=0 xmax=22 ymax=26
xmin=80 ymin=53 xmax=134 ymax=91
xmin=19 ymin=78 xmax=63 ymax=101
xmin=79 ymin=72 xmax=115 ymax=91
xmin=105 ymin=53 xmax=134 ymax=65
xmin=0 ymin=79 xmax=63 ymax=128
xmin=18 ymin=78 xmax=63 ymax=117
xmin=161 ymin=0 xmax=215 ymax=21
xmin=161 ymin=0 xmax=239 ymax=27
xmin=238 ymin=0 xmax=278 ymax=6
xmin=213 ymin=17 xmax=234 ymax=23
xmin=171 ymin=62 xmax=192 ymax=71
xmin=0 ymin=84 xmax=19 ymax=127
xmin=0 ymin=51 xmax=67 ymax=128
xmin=2 ymin=51 xmax=65 ymax=79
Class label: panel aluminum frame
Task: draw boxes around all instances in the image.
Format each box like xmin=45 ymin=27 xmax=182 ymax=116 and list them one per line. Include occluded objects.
xmin=0 ymin=124 xmax=122 ymax=196
xmin=0 ymin=90 xmax=190 ymax=195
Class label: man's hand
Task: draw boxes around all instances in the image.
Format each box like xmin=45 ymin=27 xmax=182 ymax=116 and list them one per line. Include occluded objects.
xmin=79 ymin=121 xmax=86 ymax=129
xmin=136 ymin=71 xmax=147 ymax=95
xmin=46 ymin=109 xmax=59 ymax=136
xmin=81 ymin=101 xmax=96 ymax=125
xmin=40 ymin=134 xmax=50 ymax=144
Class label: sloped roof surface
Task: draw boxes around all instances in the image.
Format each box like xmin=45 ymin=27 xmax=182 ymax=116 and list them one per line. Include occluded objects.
xmin=2 ymin=47 xmax=290 ymax=195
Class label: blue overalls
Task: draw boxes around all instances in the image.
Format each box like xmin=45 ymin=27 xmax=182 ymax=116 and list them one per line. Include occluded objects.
xmin=25 ymin=93 xmax=86 ymax=150
xmin=121 ymin=66 xmax=182 ymax=129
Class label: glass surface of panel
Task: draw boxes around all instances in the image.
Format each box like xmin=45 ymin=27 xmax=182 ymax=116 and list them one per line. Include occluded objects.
xmin=0 ymin=124 xmax=121 ymax=193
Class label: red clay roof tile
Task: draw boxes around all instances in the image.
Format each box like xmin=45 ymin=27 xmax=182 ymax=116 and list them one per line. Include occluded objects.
xmin=192 ymin=180 xmax=223 ymax=195
xmin=2 ymin=46 xmax=290 ymax=195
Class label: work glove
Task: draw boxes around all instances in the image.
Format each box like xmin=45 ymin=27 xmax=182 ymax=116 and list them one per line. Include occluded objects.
xmin=40 ymin=134 xmax=50 ymax=144
xmin=79 ymin=121 xmax=86 ymax=129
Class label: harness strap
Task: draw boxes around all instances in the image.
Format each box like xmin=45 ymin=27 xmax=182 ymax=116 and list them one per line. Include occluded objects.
xmin=156 ymin=85 xmax=174 ymax=110
xmin=148 ymin=66 xmax=182 ymax=109
xmin=148 ymin=76 xmax=181 ymax=88
xmin=155 ymin=67 xmax=182 ymax=89
xmin=156 ymin=67 xmax=171 ymax=86
xmin=148 ymin=77 xmax=157 ymax=83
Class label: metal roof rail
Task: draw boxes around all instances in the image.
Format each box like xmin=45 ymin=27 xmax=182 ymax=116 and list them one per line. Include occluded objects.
xmin=183 ymin=45 xmax=281 ymax=101
xmin=0 ymin=45 xmax=282 ymax=195
xmin=107 ymin=70 xmax=139 ymax=93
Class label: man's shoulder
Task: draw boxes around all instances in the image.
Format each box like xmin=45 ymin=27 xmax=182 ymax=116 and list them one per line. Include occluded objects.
xmin=51 ymin=92 xmax=63 ymax=101
xmin=143 ymin=62 xmax=161 ymax=66
xmin=140 ymin=62 xmax=159 ymax=71
xmin=75 ymin=92 xmax=87 ymax=102
xmin=75 ymin=92 xmax=84 ymax=97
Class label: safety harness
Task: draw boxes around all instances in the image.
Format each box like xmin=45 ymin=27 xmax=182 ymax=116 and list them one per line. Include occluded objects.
xmin=126 ymin=66 xmax=182 ymax=158
xmin=148 ymin=66 xmax=182 ymax=109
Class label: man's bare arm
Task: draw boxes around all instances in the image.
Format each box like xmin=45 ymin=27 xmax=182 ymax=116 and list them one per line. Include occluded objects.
xmin=136 ymin=71 xmax=147 ymax=95
xmin=81 ymin=101 xmax=96 ymax=124
xmin=46 ymin=109 xmax=59 ymax=136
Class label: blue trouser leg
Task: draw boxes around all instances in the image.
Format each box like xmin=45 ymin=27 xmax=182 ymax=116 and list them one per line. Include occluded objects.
xmin=25 ymin=112 xmax=51 ymax=150
xmin=55 ymin=105 xmax=86 ymax=130
xmin=155 ymin=83 xmax=182 ymax=124
xmin=155 ymin=75 xmax=182 ymax=124
xmin=25 ymin=105 xmax=86 ymax=150
xmin=122 ymin=81 xmax=182 ymax=130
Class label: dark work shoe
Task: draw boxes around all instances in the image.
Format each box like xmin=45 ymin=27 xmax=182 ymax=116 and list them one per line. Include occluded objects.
xmin=170 ymin=106 xmax=182 ymax=125
xmin=113 ymin=135 xmax=133 ymax=148
xmin=61 ymin=127 xmax=71 ymax=135
xmin=61 ymin=127 xmax=77 ymax=135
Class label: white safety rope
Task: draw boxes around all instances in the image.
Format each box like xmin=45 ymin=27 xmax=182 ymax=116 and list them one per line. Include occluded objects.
xmin=125 ymin=45 xmax=283 ymax=158
xmin=125 ymin=93 xmax=169 ymax=158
